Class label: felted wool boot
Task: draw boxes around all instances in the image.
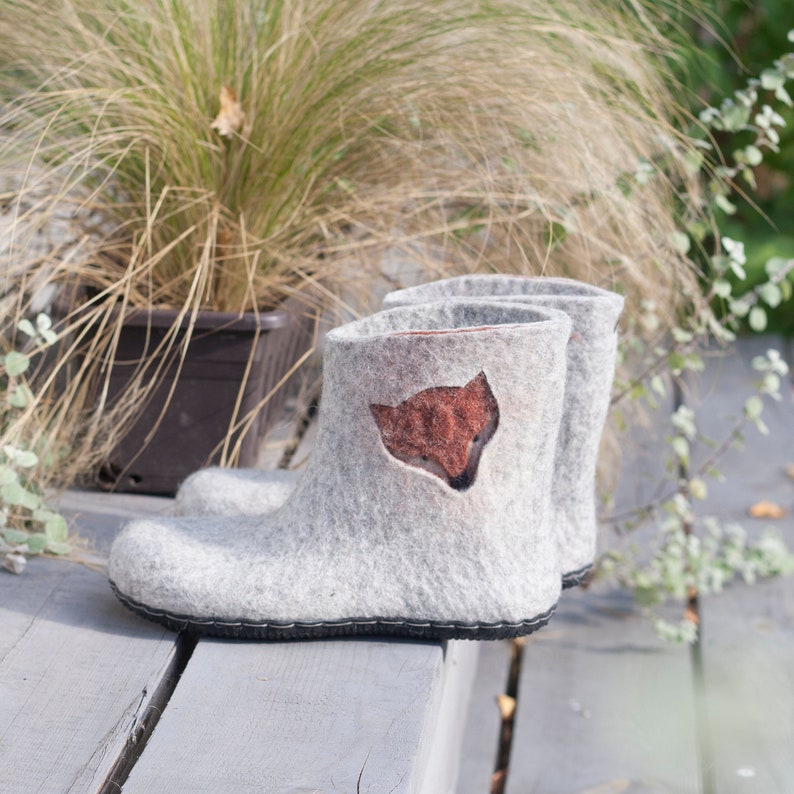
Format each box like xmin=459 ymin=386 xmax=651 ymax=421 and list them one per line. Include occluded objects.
xmin=384 ymin=276 xmax=624 ymax=587
xmin=108 ymin=299 xmax=571 ymax=640
xmin=174 ymin=276 xmax=623 ymax=590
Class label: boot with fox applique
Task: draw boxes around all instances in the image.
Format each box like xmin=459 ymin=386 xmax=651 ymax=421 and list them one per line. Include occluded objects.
xmin=383 ymin=276 xmax=624 ymax=587
xmin=108 ymin=300 xmax=571 ymax=640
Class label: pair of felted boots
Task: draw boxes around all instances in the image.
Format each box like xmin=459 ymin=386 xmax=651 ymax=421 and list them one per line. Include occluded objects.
xmin=108 ymin=275 xmax=624 ymax=641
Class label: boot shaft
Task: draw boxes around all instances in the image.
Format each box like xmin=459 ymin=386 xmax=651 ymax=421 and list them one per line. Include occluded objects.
xmin=284 ymin=299 xmax=572 ymax=546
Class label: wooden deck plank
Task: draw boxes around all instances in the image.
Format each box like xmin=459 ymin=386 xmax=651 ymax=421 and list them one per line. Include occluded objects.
xmin=418 ymin=640 xmax=480 ymax=794
xmin=123 ymin=637 xmax=470 ymax=793
xmin=456 ymin=641 xmax=511 ymax=794
xmin=605 ymin=373 xmax=676 ymax=526
xmin=501 ymin=360 xmax=694 ymax=792
xmin=699 ymin=577 xmax=794 ymax=792
xmin=505 ymin=585 xmax=700 ymax=794
xmin=690 ymin=336 xmax=794 ymax=793
xmin=0 ymin=552 xmax=74 ymax=661
xmin=255 ymin=398 xmax=310 ymax=470
xmin=0 ymin=557 xmax=178 ymax=792
xmin=57 ymin=488 xmax=175 ymax=554
xmin=0 ymin=493 xmax=181 ymax=792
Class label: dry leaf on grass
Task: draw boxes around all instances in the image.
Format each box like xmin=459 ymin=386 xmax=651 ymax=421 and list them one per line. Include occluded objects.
xmin=747 ymin=500 xmax=787 ymax=519
xmin=211 ymin=85 xmax=244 ymax=137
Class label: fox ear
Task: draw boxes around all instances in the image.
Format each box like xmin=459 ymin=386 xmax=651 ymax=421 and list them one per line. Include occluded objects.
xmin=469 ymin=371 xmax=487 ymax=389
xmin=467 ymin=371 xmax=494 ymax=399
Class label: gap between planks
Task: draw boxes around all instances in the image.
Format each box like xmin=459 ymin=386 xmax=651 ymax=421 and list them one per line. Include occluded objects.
xmin=99 ymin=632 xmax=198 ymax=793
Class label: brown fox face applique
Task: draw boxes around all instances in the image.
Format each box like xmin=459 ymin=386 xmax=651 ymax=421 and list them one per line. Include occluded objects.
xmin=370 ymin=371 xmax=499 ymax=491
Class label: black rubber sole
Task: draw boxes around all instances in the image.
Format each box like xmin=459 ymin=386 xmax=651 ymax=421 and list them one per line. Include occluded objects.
xmin=561 ymin=563 xmax=592 ymax=590
xmin=109 ymin=579 xmax=557 ymax=641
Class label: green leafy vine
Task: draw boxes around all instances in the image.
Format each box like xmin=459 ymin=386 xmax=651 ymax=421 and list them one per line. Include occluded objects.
xmin=1 ymin=314 xmax=71 ymax=574
xmin=601 ymin=28 xmax=794 ymax=642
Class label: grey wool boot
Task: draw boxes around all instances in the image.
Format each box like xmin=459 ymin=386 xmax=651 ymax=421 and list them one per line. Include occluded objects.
xmin=174 ymin=275 xmax=623 ymax=590
xmin=384 ymin=276 xmax=624 ymax=587
xmin=108 ymin=300 xmax=571 ymax=640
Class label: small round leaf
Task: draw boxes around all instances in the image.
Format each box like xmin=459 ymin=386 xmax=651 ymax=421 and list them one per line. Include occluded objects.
xmin=3 ymin=351 xmax=30 ymax=376
xmin=748 ymin=306 xmax=768 ymax=332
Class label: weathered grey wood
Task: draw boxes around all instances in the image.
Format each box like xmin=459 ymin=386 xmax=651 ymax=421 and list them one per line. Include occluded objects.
xmin=686 ymin=335 xmax=792 ymax=518
xmin=690 ymin=336 xmax=794 ymax=792
xmin=598 ymin=374 xmax=678 ymax=575
xmin=698 ymin=577 xmax=794 ymax=793
xmin=417 ymin=640 xmax=480 ymax=794
xmin=56 ymin=488 xmax=175 ymax=520
xmin=0 ymin=552 xmax=74 ymax=661
xmin=506 ymin=585 xmax=700 ymax=794
xmin=57 ymin=488 xmax=174 ymax=554
xmin=606 ymin=373 xmax=677 ymax=519
xmin=455 ymin=641 xmax=511 ymax=794
xmin=255 ymin=398 xmax=310 ymax=469
xmin=124 ymin=637 xmax=471 ymax=793
xmin=0 ymin=556 xmax=178 ymax=792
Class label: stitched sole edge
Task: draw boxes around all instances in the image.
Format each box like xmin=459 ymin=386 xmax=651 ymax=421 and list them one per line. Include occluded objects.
xmin=109 ymin=579 xmax=557 ymax=641
xmin=561 ymin=563 xmax=592 ymax=590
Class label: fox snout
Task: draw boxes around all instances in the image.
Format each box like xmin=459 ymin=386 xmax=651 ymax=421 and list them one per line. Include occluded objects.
xmin=449 ymin=471 xmax=473 ymax=491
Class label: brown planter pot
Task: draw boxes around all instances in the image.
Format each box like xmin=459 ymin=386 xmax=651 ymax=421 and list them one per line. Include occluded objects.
xmin=94 ymin=301 xmax=314 ymax=495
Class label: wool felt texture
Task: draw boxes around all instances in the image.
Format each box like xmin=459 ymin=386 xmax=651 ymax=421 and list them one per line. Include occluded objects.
xmin=109 ymin=300 xmax=572 ymax=640
xmin=172 ymin=276 xmax=623 ymax=590
xmin=174 ymin=467 xmax=298 ymax=516
xmin=384 ymin=276 xmax=624 ymax=587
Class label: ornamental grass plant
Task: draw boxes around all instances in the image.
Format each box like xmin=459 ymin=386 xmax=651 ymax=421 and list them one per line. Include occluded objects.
xmin=0 ymin=0 xmax=704 ymax=490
